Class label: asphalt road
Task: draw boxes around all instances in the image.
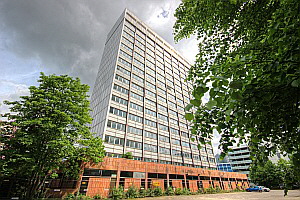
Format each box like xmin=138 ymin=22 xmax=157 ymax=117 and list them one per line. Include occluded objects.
xmin=141 ymin=190 xmax=300 ymax=200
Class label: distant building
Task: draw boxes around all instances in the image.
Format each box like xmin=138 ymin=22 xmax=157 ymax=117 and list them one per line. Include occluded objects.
xmin=228 ymin=145 xmax=252 ymax=175
xmin=217 ymin=163 xmax=234 ymax=172
xmin=269 ymin=152 xmax=289 ymax=163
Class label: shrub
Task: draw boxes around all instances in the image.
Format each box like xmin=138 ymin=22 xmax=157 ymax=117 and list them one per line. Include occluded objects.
xmin=153 ymin=187 xmax=163 ymax=196
xmin=126 ymin=186 xmax=139 ymax=198
xmin=182 ymin=188 xmax=191 ymax=195
xmin=139 ymin=189 xmax=147 ymax=198
xmin=164 ymin=187 xmax=175 ymax=196
xmin=215 ymin=186 xmax=222 ymax=193
xmin=64 ymin=193 xmax=75 ymax=200
xmin=204 ymin=186 xmax=217 ymax=194
xmin=122 ymin=152 xmax=133 ymax=159
xmin=111 ymin=186 xmax=125 ymax=200
xmin=146 ymin=188 xmax=155 ymax=197
xmin=175 ymin=188 xmax=182 ymax=195
xmin=93 ymin=194 xmax=102 ymax=199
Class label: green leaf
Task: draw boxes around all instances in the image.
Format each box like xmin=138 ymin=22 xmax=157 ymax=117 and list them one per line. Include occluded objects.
xmin=229 ymin=81 xmax=243 ymax=89
xmin=291 ymin=79 xmax=299 ymax=87
xmin=190 ymin=99 xmax=201 ymax=107
xmin=184 ymin=104 xmax=193 ymax=111
xmin=232 ymin=91 xmax=242 ymax=100
xmin=185 ymin=113 xmax=194 ymax=121
xmin=206 ymin=100 xmax=217 ymax=109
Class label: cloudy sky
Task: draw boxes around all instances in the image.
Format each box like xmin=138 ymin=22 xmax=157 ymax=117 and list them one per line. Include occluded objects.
xmin=0 ymin=0 xmax=221 ymax=153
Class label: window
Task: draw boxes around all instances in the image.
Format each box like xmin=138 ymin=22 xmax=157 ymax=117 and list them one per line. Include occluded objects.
xmin=117 ymin=65 xmax=131 ymax=76
xmin=158 ymin=104 xmax=167 ymax=112
xmin=157 ymin=80 xmax=166 ymax=88
xmin=146 ymin=59 xmax=155 ymax=68
xmin=122 ymin=36 xmax=134 ymax=48
xmin=160 ymin=160 xmax=172 ymax=164
xmin=207 ymin=149 xmax=214 ymax=154
xmin=145 ymin=131 xmax=157 ymax=139
xmin=158 ymin=95 xmax=167 ymax=103
xmin=168 ymin=94 xmax=176 ymax=101
xmin=158 ymin=124 xmax=168 ymax=131
xmin=146 ymin=90 xmax=156 ymax=98
xmin=159 ymin=147 xmax=171 ymax=155
xmin=126 ymin=140 xmax=142 ymax=149
xmin=182 ymin=141 xmax=190 ymax=148
xmin=146 ymin=81 xmax=156 ymax=90
xmin=166 ymin=79 xmax=173 ymax=86
xmin=169 ymin=118 xmax=178 ymax=125
xmin=107 ymin=120 xmax=125 ymax=131
xmin=130 ymin=92 xmax=143 ymax=101
xmin=201 ymin=156 xmax=208 ymax=162
xmin=170 ymin=128 xmax=179 ymax=135
xmin=180 ymin=122 xmax=187 ymax=129
xmin=113 ymin=84 xmax=129 ymax=94
xmin=158 ymin=114 xmax=168 ymax=122
xmin=109 ymin=107 xmax=127 ymax=118
xmin=146 ymin=74 xmax=155 ymax=82
xmin=134 ymin=52 xmax=144 ymax=60
xmin=105 ymin=135 xmax=124 ymax=146
xmin=121 ymin=42 xmax=133 ymax=53
xmin=118 ymin=57 xmax=131 ymax=68
xmin=191 ymin=144 xmax=198 ymax=150
xmin=146 ymin=67 xmax=155 ymax=76
xmin=169 ymin=109 xmax=177 ymax=117
xmin=132 ymin=74 xmax=144 ymax=83
xmin=144 ymin=143 xmax=157 ymax=152
xmin=115 ymin=74 xmax=129 ymax=85
xmin=144 ymin=158 xmax=157 ymax=163
xmin=123 ymin=31 xmax=134 ymax=42
xmin=157 ymin=87 xmax=166 ymax=95
xmin=181 ymin=131 xmax=189 ymax=138
xmin=128 ymin=126 xmax=143 ymax=135
xmin=145 ymin=98 xmax=156 ymax=106
xmin=172 ymin=149 xmax=182 ymax=157
xmin=178 ymin=106 xmax=185 ymax=112
xmin=131 ymin=82 xmax=144 ymax=93
xmin=144 ymin=119 xmax=157 ymax=128
xmin=172 ymin=139 xmax=180 ymax=145
xmin=136 ymin=40 xmax=145 ymax=49
xmin=134 ymin=58 xmax=145 ymax=68
xmin=182 ymin=152 xmax=192 ymax=159
xmin=177 ymin=98 xmax=184 ymax=105
xmin=120 ymin=50 xmax=132 ymax=60
xmin=136 ymin=34 xmax=145 ymax=43
xmin=159 ymin=135 xmax=170 ymax=143
xmin=145 ymin=108 xmax=156 ymax=117
xmin=128 ymin=114 xmax=143 ymax=123
xmin=111 ymin=95 xmax=128 ymax=106
xmin=132 ymin=65 xmax=144 ymax=75
xmin=209 ymin=158 xmax=215 ymax=163
xmin=193 ymin=154 xmax=201 ymax=160
xmin=157 ymin=73 xmax=165 ymax=81
xmin=130 ymin=102 xmax=143 ymax=112
xmin=135 ymin=45 xmax=145 ymax=54
xmin=168 ymin=101 xmax=176 ymax=108
xmin=124 ymin=25 xmax=135 ymax=35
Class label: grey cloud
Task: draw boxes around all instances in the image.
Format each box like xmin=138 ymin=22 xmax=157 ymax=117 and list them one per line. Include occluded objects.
xmin=0 ymin=0 xmax=184 ymax=90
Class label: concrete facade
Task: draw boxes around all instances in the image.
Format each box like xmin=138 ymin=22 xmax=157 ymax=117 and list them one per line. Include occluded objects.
xmin=228 ymin=145 xmax=252 ymax=175
xmin=90 ymin=9 xmax=216 ymax=169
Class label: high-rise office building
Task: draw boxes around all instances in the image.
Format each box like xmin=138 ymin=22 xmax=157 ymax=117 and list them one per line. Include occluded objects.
xmin=90 ymin=9 xmax=216 ymax=169
xmin=228 ymin=145 xmax=252 ymax=175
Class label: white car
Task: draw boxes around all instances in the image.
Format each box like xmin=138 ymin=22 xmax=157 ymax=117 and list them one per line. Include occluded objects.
xmin=258 ymin=186 xmax=270 ymax=192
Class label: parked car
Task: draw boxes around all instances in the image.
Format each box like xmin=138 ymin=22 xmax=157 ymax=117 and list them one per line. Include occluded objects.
xmin=245 ymin=186 xmax=262 ymax=192
xmin=258 ymin=186 xmax=270 ymax=192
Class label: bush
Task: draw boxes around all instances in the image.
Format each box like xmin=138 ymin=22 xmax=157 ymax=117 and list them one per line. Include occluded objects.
xmin=111 ymin=186 xmax=125 ymax=200
xmin=139 ymin=189 xmax=147 ymax=198
xmin=215 ymin=186 xmax=222 ymax=193
xmin=153 ymin=187 xmax=163 ymax=196
xmin=122 ymin=152 xmax=133 ymax=159
xmin=126 ymin=186 xmax=139 ymax=198
xmin=204 ymin=186 xmax=217 ymax=194
xmin=146 ymin=188 xmax=155 ymax=197
xmin=64 ymin=193 xmax=75 ymax=200
xmin=182 ymin=188 xmax=191 ymax=195
xmin=175 ymin=188 xmax=183 ymax=195
xmin=164 ymin=187 xmax=175 ymax=196
xmin=93 ymin=194 xmax=102 ymax=199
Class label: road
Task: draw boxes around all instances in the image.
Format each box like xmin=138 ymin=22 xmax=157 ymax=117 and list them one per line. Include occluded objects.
xmin=141 ymin=190 xmax=300 ymax=200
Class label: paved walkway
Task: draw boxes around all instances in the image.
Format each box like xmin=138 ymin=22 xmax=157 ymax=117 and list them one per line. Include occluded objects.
xmin=141 ymin=190 xmax=300 ymax=200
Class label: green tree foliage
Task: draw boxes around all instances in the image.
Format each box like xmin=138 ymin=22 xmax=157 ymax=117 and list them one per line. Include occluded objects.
xmin=0 ymin=73 xmax=105 ymax=199
xmin=174 ymin=0 xmax=300 ymax=159
xmin=250 ymin=159 xmax=299 ymax=188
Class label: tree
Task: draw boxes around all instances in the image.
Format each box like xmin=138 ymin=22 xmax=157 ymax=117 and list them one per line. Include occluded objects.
xmin=0 ymin=73 xmax=105 ymax=199
xmin=250 ymin=159 xmax=299 ymax=188
xmin=174 ymin=0 xmax=300 ymax=160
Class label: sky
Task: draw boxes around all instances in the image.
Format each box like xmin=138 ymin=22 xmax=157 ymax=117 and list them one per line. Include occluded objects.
xmin=0 ymin=0 xmax=221 ymax=154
